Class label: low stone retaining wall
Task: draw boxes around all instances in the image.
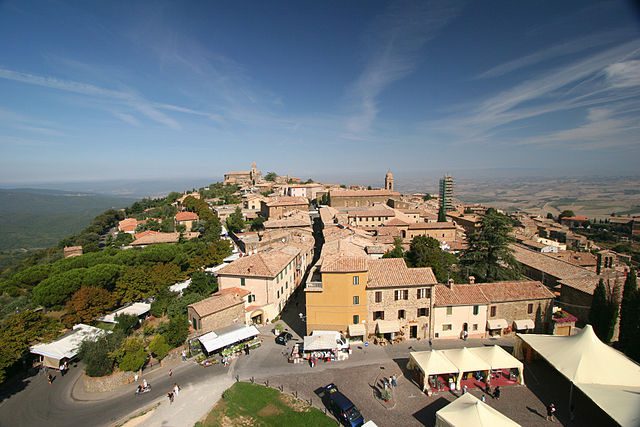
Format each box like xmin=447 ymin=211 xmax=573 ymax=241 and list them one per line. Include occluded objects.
xmin=83 ymin=370 xmax=136 ymax=393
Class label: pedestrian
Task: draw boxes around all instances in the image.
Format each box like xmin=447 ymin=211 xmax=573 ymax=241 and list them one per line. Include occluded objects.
xmin=134 ymin=373 xmax=139 ymax=383
xmin=391 ymin=375 xmax=397 ymax=388
xmin=462 ymin=384 xmax=468 ymax=394
xmin=167 ymin=391 xmax=174 ymax=404
xmin=428 ymin=338 xmax=433 ymax=348
xmin=494 ymin=386 xmax=501 ymax=400
xmin=546 ymin=403 xmax=556 ymax=422
xmin=244 ymin=344 xmax=250 ymax=355
xmin=481 ymin=394 xmax=486 ymax=402
xmin=143 ymin=378 xmax=148 ymax=389
xmin=181 ymin=350 xmax=187 ymax=362
xmin=462 ymin=330 xmax=468 ymax=341
xmin=64 ymin=361 xmax=68 ymax=372
xmin=169 ymin=368 xmax=173 ymax=377
xmin=47 ymin=373 xmax=53 ymax=385
xmin=173 ymin=383 xmax=180 ymax=397
xmin=59 ymin=363 xmax=65 ymax=376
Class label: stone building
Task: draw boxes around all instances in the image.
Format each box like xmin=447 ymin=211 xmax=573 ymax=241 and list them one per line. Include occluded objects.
xmin=223 ymin=161 xmax=261 ymax=186
xmin=260 ymin=196 xmax=309 ymax=219
xmin=175 ymin=211 xmax=199 ymax=231
xmin=328 ymin=189 xmax=400 ymax=208
xmin=187 ymin=288 xmax=249 ymax=334
xmin=63 ymin=246 xmax=83 ymax=258
xmin=432 ymin=282 xmax=489 ymax=340
xmin=400 ymin=222 xmax=457 ymax=243
xmin=385 ymin=170 xmax=394 ymax=191
xmin=366 ymin=258 xmax=437 ymax=340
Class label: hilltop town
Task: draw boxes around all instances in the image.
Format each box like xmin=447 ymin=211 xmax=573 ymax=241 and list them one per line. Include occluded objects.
xmin=0 ymin=162 xmax=639 ymax=427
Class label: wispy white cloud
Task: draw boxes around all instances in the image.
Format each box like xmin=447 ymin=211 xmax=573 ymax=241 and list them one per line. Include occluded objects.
xmin=429 ymin=39 xmax=640 ymax=149
xmin=476 ymin=29 xmax=635 ymax=79
xmin=343 ymin=0 xmax=462 ymax=138
xmin=0 ymin=107 xmax=66 ymax=136
xmin=111 ymin=111 xmax=141 ymax=127
xmin=0 ymin=67 xmax=218 ymax=129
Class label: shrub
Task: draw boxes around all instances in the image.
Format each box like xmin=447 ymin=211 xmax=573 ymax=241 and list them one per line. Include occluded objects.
xmin=148 ymin=335 xmax=170 ymax=360
xmin=79 ymin=331 xmax=123 ymax=377
xmin=114 ymin=314 xmax=140 ymax=336
xmin=115 ymin=337 xmax=147 ymax=372
xmin=162 ymin=315 xmax=189 ymax=348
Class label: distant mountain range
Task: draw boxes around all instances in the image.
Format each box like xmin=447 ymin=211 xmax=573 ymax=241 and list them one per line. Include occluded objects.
xmin=0 ymin=188 xmax=134 ymax=251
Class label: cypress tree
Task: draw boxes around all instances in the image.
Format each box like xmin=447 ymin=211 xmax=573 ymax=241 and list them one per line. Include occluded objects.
xmin=590 ymin=279 xmax=608 ymax=340
xmin=438 ymin=206 xmax=447 ymax=223
xmin=619 ymin=269 xmax=637 ymax=350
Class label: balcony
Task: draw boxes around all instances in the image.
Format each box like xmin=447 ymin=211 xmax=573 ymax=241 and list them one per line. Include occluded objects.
xmin=305 ymin=281 xmax=323 ymax=292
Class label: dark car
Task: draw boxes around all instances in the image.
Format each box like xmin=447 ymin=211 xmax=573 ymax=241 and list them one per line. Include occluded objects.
xmin=275 ymin=331 xmax=293 ymax=345
xmin=323 ymin=383 xmax=365 ymax=427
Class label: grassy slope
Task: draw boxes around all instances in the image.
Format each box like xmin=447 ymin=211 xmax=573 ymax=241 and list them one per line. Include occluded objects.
xmin=199 ymin=382 xmax=335 ymax=427
xmin=0 ymin=188 xmax=133 ymax=251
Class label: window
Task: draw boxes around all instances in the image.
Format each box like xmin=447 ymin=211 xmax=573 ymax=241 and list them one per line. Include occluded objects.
xmin=446 ymin=306 xmax=453 ymax=315
xmin=353 ymin=296 xmax=360 ymax=305
xmin=286 ymin=282 xmax=288 ymax=289
xmin=353 ymin=276 xmax=359 ymax=285
xmin=277 ymin=290 xmax=280 ymax=298
xmin=473 ymin=305 xmax=479 ymax=315
xmin=417 ymin=288 xmax=431 ymax=299
xmin=418 ymin=307 xmax=429 ymax=317
xmin=490 ymin=306 xmax=497 ymax=317
xmin=472 ymin=324 xmax=478 ymax=331
xmin=394 ymin=290 xmax=409 ymax=300
xmin=248 ymin=294 xmax=256 ymax=303
xmin=443 ymin=324 xmax=452 ymax=331
xmin=375 ymin=291 xmax=382 ymax=303
xmin=353 ymin=315 xmax=360 ymax=324
xmin=527 ymin=303 xmax=534 ymax=314
xmin=398 ymin=310 xmax=406 ymax=320
xmin=192 ymin=317 xmax=198 ymax=330
xmin=240 ymin=278 xmax=246 ymax=287
xmin=373 ymin=311 xmax=385 ymax=320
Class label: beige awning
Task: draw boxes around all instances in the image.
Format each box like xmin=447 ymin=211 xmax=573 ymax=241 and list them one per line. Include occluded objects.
xmin=513 ymin=319 xmax=535 ymax=330
xmin=348 ymin=323 xmax=366 ymax=337
xmin=487 ymin=319 xmax=508 ymax=330
xmin=376 ymin=320 xmax=400 ymax=334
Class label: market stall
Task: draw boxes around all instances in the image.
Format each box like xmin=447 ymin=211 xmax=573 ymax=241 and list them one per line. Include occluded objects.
xmin=348 ymin=323 xmax=367 ymax=342
xmin=407 ymin=350 xmax=459 ymax=394
xmin=197 ymin=325 xmax=260 ymax=357
xmin=303 ymin=333 xmax=349 ymax=363
xmin=31 ymin=324 xmax=105 ymax=369
xmin=440 ymin=348 xmax=491 ymax=390
xmin=469 ymin=345 xmax=524 ymax=386
xmin=435 ymin=393 xmax=521 ymax=427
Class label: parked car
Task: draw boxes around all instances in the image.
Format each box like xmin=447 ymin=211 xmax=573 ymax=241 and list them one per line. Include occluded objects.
xmin=275 ymin=331 xmax=293 ymax=345
xmin=323 ymin=383 xmax=365 ymax=427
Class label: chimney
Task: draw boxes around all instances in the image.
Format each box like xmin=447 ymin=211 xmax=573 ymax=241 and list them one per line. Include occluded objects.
xmin=468 ymin=276 xmax=475 ymax=284
xmin=447 ymin=278 xmax=454 ymax=288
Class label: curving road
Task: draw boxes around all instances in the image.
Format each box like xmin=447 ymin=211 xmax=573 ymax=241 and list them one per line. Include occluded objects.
xmin=0 ymin=361 xmax=228 ymax=427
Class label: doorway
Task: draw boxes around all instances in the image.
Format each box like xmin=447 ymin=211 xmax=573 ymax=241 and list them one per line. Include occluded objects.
xmin=410 ymin=325 xmax=418 ymax=339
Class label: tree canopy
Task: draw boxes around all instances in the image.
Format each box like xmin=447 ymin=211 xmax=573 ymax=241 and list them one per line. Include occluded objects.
xmin=404 ymin=236 xmax=458 ymax=283
xmin=226 ymin=207 xmax=245 ymax=234
xmin=382 ymin=237 xmax=404 ymax=259
xmin=619 ymin=269 xmax=639 ymax=354
xmin=264 ymin=172 xmax=278 ymax=182
xmin=460 ymin=210 xmax=520 ymax=282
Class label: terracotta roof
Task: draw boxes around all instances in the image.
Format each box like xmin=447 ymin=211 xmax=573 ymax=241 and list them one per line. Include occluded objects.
xmin=118 ymin=218 xmax=138 ymax=232
xmin=408 ymin=222 xmax=456 ymax=230
xmin=512 ymin=244 xmax=595 ymax=280
xmin=561 ymin=216 xmax=589 ymax=221
xmin=329 ymin=189 xmax=401 ymax=198
xmin=131 ymin=232 xmax=181 ymax=246
xmin=134 ymin=230 xmax=160 ymax=240
xmin=218 ymin=287 xmax=251 ymax=297
xmin=475 ymin=281 xmax=555 ymax=302
xmin=320 ymin=255 xmax=368 ymax=273
xmin=216 ymin=250 xmax=297 ymax=278
xmin=175 ymin=211 xmax=199 ymax=221
xmin=348 ymin=209 xmax=395 ymax=218
xmin=434 ymin=284 xmax=490 ymax=306
xmin=384 ymin=218 xmax=409 ymax=226
xmin=189 ymin=293 xmax=244 ymax=317
xmin=368 ymin=258 xmax=437 ymax=288
xmin=225 ymin=171 xmax=250 ymax=175
xmin=265 ymin=196 xmax=309 ymax=207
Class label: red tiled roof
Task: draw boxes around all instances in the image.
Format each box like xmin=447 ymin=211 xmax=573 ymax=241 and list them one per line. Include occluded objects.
xmin=175 ymin=211 xmax=199 ymax=221
xmin=329 ymin=189 xmax=401 ymax=198
xmin=320 ymin=255 xmax=368 ymax=273
xmin=434 ymin=284 xmax=490 ymax=306
xmin=217 ymin=250 xmax=298 ymax=278
xmin=218 ymin=287 xmax=251 ymax=297
xmin=118 ymin=218 xmax=138 ymax=232
xmin=265 ymin=196 xmax=309 ymax=207
xmin=561 ymin=216 xmax=589 ymax=221
xmin=189 ymin=293 xmax=244 ymax=317
xmin=368 ymin=258 xmax=437 ymax=288
xmin=475 ymin=281 xmax=555 ymax=302
xmin=408 ymin=222 xmax=456 ymax=230
xmin=134 ymin=230 xmax=160 ymax=240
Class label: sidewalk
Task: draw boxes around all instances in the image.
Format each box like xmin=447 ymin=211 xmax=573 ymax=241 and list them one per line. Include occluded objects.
xmin=119 ymin=361 xmax=235 ymax=427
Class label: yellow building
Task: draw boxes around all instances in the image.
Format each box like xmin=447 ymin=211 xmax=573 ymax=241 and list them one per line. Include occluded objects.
xmin=305 ymin=256 xmax=369 ymax=335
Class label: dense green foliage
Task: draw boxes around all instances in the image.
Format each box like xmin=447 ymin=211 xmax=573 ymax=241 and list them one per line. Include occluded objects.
xmin=619 ymin=269 xmax=640 ymax=359
xmin=250 ymin=216 xmax=265 ymax=231
xmin=114 ymin=336 xmax=147 ymax=372
xmin=558 ymin=210 xmax=575 ymax=219
xmin=79 ymin=331 xmax=124 ymax=377
xmin=589 ymin=279 xmax=619 ymax=343
xmin=59 ymin=209 xmax=125 ymax=253
xmin=405 ymin=236 xmax=458 ymax=283
xmin=264 ymin=172 xmax=277 ymax=182
xmin=461 ymin=209 xmax=520 ymax=282
xmin=161 ymin=315 xmax=189 ymax=347
xmin=200 ymin=183 xmax=241 ymax=205
xmin=148 ymin=334 xmax=170 ymax=360
xmin=0 ymin=311 xmax=62 ymax=382
xmin=382 ymin=237 xmax=404 ymax=259
xmin=226 ymin=207 xmax=245 ymax=233
xmin=437 ymin=206 xmax=447 ymax=222
xmin=63 ymin=286 xmax=115 ymax=327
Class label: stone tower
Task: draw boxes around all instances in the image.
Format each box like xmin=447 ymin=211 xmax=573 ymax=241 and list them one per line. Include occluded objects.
xmin=385 ymin=170 xmax=394 ymax=191
xmin=250 ymin=161 xmax=258 ymax=184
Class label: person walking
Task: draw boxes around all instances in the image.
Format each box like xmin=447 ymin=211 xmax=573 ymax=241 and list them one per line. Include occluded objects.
xmin=47 ymin=373 xmax=53 ymax=385
xmin=494 ymin=386 xmax=501 ymax=400
xmin=181 ymin=350 xmax=187 ymax=362
xmin=59 ymin=363 xmax=65 ymax=377
xmin=546 ymin=403 xmax=556 ymax=422
xmin=173 ymin=383 xmax=180 ymax=397
xmin=391 ymin=375 xmax=397 ymax=388
xmin=167 ymin=392 xmax=174 ymax=404
xmin=168 ymin=368 xmax=173 ymax=377
xmin=481 ymin=394 xmax=486 ymax=402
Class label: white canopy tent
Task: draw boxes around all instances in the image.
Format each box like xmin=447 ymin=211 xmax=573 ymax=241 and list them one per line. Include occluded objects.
xmin=516 ymin=325 xmax=640 ymax=427
xmin=304 ymin=334 xmax=341 ymax=351
xmin=440 ymin=348 xmax=491 ymax=389
xmin=435 ymin=393 xmax=521 ymax=427
xmin=513 ymin=319 xmax=534 ymax=330
xmin=31 ymin=324 xmax=106 ymax=369
xmin=468 ymin=345 xmax=525 ymax=385
xmin=347 ymin=324 xmax=366 ymax=339
xmin=98 ymin=302 xmax=151 ymax=324
xmin=198 ymin=325 xmax=259 ymax=354
xmin=408 ymin=351 xmax=459 ymax=392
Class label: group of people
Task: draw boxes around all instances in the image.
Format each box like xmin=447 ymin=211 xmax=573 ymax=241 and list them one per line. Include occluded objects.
xmin=166 ymin=383 xmax=181 ymax=404
xmin=58 ymin=361 xmax=69 ymax=376
xmin=382 ymin=374 xmax=398 ymax=389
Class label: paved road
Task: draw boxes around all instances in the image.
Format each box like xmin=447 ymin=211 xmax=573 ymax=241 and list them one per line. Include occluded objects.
xmin=0 ymin=360 xmax=228 ymax=427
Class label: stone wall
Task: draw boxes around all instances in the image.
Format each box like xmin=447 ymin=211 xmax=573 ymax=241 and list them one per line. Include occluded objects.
xmin=487 ymin=298 xmax=553 ymax=333
xmin=366 ymin=286 xmax=432 ymax=339
xmin=188 ymin=302 xmax=246 ymax=335
xmin=83 ymin=369 xmax=136 ymax=393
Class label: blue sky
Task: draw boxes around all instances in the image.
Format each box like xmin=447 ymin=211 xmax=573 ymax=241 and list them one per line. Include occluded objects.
xmin=1 ymin=0 xmax=639 ymax=184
